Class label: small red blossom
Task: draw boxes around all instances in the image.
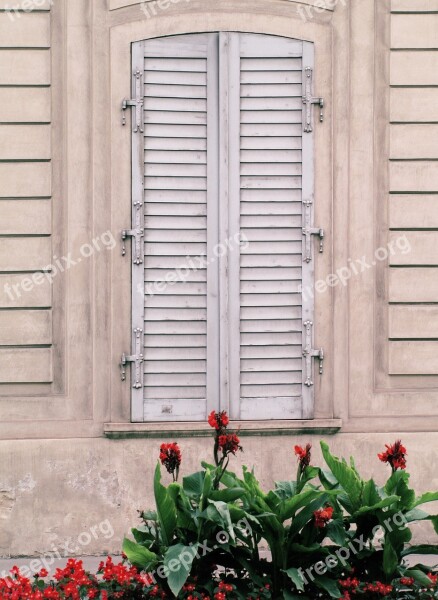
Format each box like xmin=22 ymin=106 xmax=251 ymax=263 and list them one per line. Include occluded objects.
xmin=218 ymin=433 xmax=242 ymax=456
xmin=378 ymin=440 xmax=407 ymax=471
xmin=159 ymin=442 xmax=182 ymax=480
xmin=208 ymin=410 xmax=229 ymax=431
xmin=428 ymin=572 xmax=438 ymax=586
xmin=363 ymin=581 xmax=393 ymax=596
xmin=314 ymin=505 xmax=334 ymax=528
xmin=400 ymin=577 xmax=415 ymax=586
xmin=294 ymin=443 xmax=312 ymax=473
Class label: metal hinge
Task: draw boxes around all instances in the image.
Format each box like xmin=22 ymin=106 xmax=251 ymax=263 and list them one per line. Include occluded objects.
xmin=120 ymin=328 xmax=144 ymax=388
xmin=121 ymin=228 xmax=144 ymax=265
xmin=303 ymin=320 xmax=324 ymax=387
xmin=122 ymin=68 xmax=144 ymax=133
xmin=303 ymin=199 xmax=324 ymax=263
xmin=303 ymin=66 xmax=324 ymax=133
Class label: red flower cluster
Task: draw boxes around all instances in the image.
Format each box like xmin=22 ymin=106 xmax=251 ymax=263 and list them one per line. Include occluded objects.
xmin=213 ymin=581 xmax=235 ymax=600
xmin=363 ymin=581 xmax=393 ymax=596
xmin=218 ymin=433 xmax=242 ymax=456
xmin=340 ymin=578 xmax=393 ymax=598
xmin=208 ymin=411 xmax=229 ymax=431
xmin=378 ymin=440 xmax=407 ymax=471
xmin=0 ymin=558 xmax=166 ymax=600
xmin=429 ymin=572 xmax=438 ymax=586
xmin=159 ymin=442 xmax=182 ymax=479
xmin=313 ymin=505 xmax=334 ymax=528
xmin=294 ymin=444 xmax=312 ymax=473
xmin=400 ymin=577 xmax=415 ymax=586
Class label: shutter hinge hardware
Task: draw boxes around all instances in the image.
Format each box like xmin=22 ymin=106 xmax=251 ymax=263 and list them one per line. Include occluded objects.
xmin=121 ymin=228 xmax=144 ymax=265
xmin=122 ymin=68 xmax=144 ymax=133
xmin=303 ymin=320 xmax=324 ymax=387
xmin=303 ymin=66 xmax=324 ymax=133
xmin=120 ymin=328 xmax=144 ymax=388
xmin=303 ymin=199 xmax=324 ymax=263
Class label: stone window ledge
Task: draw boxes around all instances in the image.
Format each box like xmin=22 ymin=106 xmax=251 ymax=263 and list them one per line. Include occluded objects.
xmin=104 ymin=419 xmax=342 ymax=439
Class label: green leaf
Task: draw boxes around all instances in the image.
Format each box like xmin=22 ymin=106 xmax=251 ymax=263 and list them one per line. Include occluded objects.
xmin=208 ymin=500 xmax=236 ymax=542
xmin=283 ymin=592 xmax=310 ymax=600
xmin=354 ymin=495 xmax=400 ymax=516
xmin=280 ymin=489 xmax=325 ymax=522
xmin=210 ymin=487 xmax=246 ymax=503
xmin=404 ymin=569 xmax=435 ymax=587
xmin=131 ymin=525 xmax=155 ymax=545
xmin=383 ymin=539 xmax=398 ymax=577
xmin=405 ymin=508 xmax=430 ymax=522
xmin=314 ymin=575 xmax=342 ymax=598
xmin=275 ymin=481 xmax=297 ymax=500
xmin=413 ymin=491 xmax=438 ymax=508
xmin=122 ymin=538 xmax=158 ymax=570
xmin=289 ymin=495 xmax=330 ymax=537
xmin=182 ymin=471 xmax=205 ymax=499
xmin=320 ymin=442 xmax=362 ymax=512
xmin=326 ymin=519 xmax=347 ymax=546
xmin=285 ymin=567 xmax=305 ymax=592
xmin=362 ymin=479 xmax=381 ymax=507
xmin=154 ymin=462 xmax=177 ymax=546
xmin=140 ymin=510 xmax=157 ymax=521
xmin=385 ymin=471 xmax=415 ymax=511
xmin=401 ymin=544 xmax=438 ymax=557
xmin=163 ymin=543 xmax=197 ymax=597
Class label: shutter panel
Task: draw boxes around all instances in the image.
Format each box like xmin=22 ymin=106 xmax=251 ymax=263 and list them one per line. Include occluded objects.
xmin=130 ymin=33 xmax=317 ymax=422
xmin=132 ymin=34 xmax=220 ymax=421
xmin=226 ymin=33 xmax=315 ymax=420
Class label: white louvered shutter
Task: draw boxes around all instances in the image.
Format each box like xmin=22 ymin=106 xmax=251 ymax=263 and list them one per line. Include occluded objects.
xmin=225 ymin=34 xmax=316 ymax=420
xmin=130 ymin=35 xmax=220 ymax=422
xmin=129 ymin=33 xmax=319 ymax=422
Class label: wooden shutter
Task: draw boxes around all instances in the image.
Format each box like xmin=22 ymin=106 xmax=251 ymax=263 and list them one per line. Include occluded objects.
xmin=130 ymin=33 xmax=318 ymax=422
xmin=225 ymin=34 xmax=316 ymax=420
xmin=131 ymin=34 xmax=220 ymax=421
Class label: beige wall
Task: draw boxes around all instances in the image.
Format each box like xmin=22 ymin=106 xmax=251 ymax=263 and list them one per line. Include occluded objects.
xmin=0 ymin=0 xmax=437 ymax=556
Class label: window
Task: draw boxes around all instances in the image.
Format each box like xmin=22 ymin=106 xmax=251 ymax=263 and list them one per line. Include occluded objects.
xmin=126 ymin=32 xmax=322 ymax=422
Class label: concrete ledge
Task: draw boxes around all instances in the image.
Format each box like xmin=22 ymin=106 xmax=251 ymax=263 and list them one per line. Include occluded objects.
xmin=104 ymin=419 xmax=342 ymax=439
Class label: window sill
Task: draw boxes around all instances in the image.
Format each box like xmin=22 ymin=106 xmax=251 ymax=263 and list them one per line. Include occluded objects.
xmin=103 ymin=419 xmax=342 ymax=439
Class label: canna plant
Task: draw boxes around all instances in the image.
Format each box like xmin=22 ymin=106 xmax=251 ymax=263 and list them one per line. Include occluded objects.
xmin=120 ymin=416 xmax=438 ymax=600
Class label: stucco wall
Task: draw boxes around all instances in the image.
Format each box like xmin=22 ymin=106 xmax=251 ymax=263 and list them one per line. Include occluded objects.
xmin=1 ymin=433 xmax=437 ymax=557
xmin=0 ymin=0 xmax=437 ymax=557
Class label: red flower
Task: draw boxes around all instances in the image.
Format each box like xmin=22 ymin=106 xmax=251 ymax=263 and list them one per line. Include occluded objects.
xmin=159 ymin=442 xmax=182 ymax=479
xmin=314 ymin=505 xmax=334 ymax=528
xmin=378 ymin=440 xmax=407 ymax=471
xmin=38 ymin=569 xmax=49 ymax=578
xmin=400 ymin=577 xmax=415 ymax=586
xmin=218 ymin=433 xmax=242 ymax=456
xmin=428 ymin=572 xmax=438 ymax=586
xmin=294 ymin=443 xmax=312 ymax=472
xmin=363 ymin=582 xmax=393 ymax=596
xmin=208 ymin=410 xmax=229 ymax=431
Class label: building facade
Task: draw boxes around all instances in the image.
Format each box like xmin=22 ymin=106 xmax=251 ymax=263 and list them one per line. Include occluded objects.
xmin=0 ymin=0 xmax=437 ymax=556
